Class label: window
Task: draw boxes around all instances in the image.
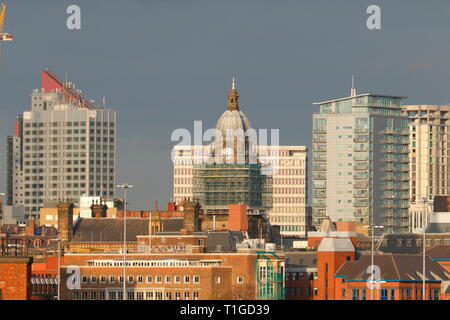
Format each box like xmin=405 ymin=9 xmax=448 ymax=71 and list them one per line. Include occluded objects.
xmin=99 ymin=291 xmax=105 ymax=300
xmin=156 ymin=276 xmax=162 ymax=283
xmin=146 ymin=276 xmax=153 ymax=283
xmin=165 ymin=276 xmax=171 ymax=283
xmin=90 ymin=291 xmax=97 ymax=300
xmin=91 ymin=276 xmax=97 ymax=283
xmin=215 ymin=276 xmax=221 ymax=284
xmin=237 ymin=276 xmax=244 ymax=284
xmin=193 ymin=292 xmax=199 ymax=300
xmin=81 ymin=276 xmax=87 ymax=283
xmin=137 ymin=276 xmax=143 ymax=283
xmin=127 ymin=292 xmax=134 ymax=300
xmin=194 ymin=275 xmax=200 ymax=283
xmin=100 ymin=276 xmax=106 ymax=283
xmin=380 ymin=289 xmax=388 ymax=300
xmin=72 ymin=291 xmax=79 ymax=300
xmin=175 ymin=292 xmax=181 ymax=300
xmin=184 ymin=292 xmax=190 ymax=299
xmin=109 ymin=291 xmax=116 ymax=300
xmin=109 ymin=276 xmax=115 ymax=283
xmin=352 ymin=289 xmax=360 ymax=300
xmin=184 ymin=276 xmax=190 ymax=283
xmin=119 ymin=276 xmax=124 ymax=283
xmin=136 ymin=292 xmax=144 ymax=300
xmin=165 ymin=292 xmax=172 ymax=300
xmin=175 ymin=276 xmax=181 ymax=283
xmin=80 ymin=292 xmax=87 ymax=300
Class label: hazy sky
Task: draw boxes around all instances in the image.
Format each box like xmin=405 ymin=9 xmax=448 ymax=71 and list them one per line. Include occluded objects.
xmin=1 ymin=0 xmax=450 ymax=210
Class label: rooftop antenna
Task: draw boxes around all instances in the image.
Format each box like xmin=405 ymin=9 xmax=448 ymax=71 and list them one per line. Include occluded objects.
xmin=350 ymin=75 xmax=356 ymax=97
xmin=232 ymin=77 xmax=236 ymax=90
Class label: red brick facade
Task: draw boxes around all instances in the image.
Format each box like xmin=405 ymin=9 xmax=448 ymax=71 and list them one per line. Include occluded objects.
xmin=0 ymin=257 xmax=33 ymax=300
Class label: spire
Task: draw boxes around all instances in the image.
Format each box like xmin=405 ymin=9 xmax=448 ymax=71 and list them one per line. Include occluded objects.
xmin=227 ymin=78 xmax=239 ymax=111
xmin=350 ymin=75 xmax=356 ymax=97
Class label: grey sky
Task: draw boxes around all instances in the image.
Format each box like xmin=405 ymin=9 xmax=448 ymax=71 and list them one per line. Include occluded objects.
xmin=1 ymin=0 xmax=450 ymax=210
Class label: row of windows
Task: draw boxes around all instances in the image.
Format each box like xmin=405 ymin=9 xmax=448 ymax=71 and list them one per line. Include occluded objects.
xmin=24 ymin=121 xmax=115 ymax=127
xmin=24 ymin=160 xmax=115 ymax=166
xmin=346 ymin=287 xmax=440 ymax=300
xmin=72 ymin=290 xmax=199 ymax=300
xmin=24 ymin=129 xmax=114 ymax=135
xmin=273 ymin=188 xmax=306 ymax=195
xmin=82 ymin=275 xmax=203 ymax=284
xmin=80 ymin=274 xmax=243 ymax=285
xmin=24 ymin=137 xmax=115 ymax=143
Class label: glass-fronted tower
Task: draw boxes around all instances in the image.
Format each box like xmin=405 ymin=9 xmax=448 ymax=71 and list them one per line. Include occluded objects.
xmin=312 ymin=89 xmax=410 ymax=234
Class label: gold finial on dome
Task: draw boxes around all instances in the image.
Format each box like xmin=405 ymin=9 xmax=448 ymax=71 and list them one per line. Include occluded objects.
xmin=227 ymin=77 xmax=239 ymax=111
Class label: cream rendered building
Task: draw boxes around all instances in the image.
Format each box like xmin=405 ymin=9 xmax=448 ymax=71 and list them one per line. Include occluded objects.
xmin=405 ymin=105 xmax=450 ymax=233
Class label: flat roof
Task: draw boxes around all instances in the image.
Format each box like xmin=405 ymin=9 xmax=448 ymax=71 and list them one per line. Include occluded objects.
xmin=313 ymin=93 xmax=408 ymax=105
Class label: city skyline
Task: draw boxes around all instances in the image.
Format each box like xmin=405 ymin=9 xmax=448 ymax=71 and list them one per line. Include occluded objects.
xmin=2 ymin=1 xmax=450 ymax=304
xmin=2 ymin=1 xmax=450 ymax=210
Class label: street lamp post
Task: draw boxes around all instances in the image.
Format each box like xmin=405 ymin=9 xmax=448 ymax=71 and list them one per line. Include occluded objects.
xmin=57 ymin=238 xmax=61 ymax=300
xmin=364 ymin=224 xmax=384 ymax=300
xmin=421 ymin=197 xmax=428 ymax=300
xmin=117 ymin=184 xmax=134 ymax=300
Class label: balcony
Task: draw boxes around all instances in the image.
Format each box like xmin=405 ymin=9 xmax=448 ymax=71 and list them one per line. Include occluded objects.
xmin=314 ymin=146 xmax=326 ymax=153
xmin=313 ymin=164 xmax=327 ymax=171
xmin=354 ymin=145 xmax=369 ymax=152
xmin=354 ymin=181 xmax=369 ymax=189
xmin=380 ymin=128 xmax=394 ymax=135
xmin=354 ymin=173 xmax=369 ymax=180
xmin=354 ymin=192 xmax=369 ymax=198
xmin=313 ymin=136 xmax=326 ymax=143
xmin=354 ymin=127 xmax=369 ymax=133
xmin=313 ymin=154 xmax=327 ymax=162
xmin=313 ymin=173 xmax=326 ymax=181
xmin=354 ymin=163 xmax=369 ymax=170
xmin=354 ymin=136 xmax=369 ymax=143
xmin=354 ymin=199 xmax=370 ymax=207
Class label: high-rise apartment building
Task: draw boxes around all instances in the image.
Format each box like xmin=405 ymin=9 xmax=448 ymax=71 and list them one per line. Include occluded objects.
xmin=405 ymin=105 xmax=450 ymax=233
xmin=405 ymin=105 xmax=450 ymax=202
xmin=6 ymin=70 xmax=117 ymax=216
xmin=312 ymin=89 xmax=410 ymax=234
xmin=172 ymin=80 xmax=308 ymax=237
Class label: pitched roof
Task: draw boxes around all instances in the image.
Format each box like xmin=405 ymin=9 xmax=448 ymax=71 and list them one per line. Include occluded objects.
xmin=206 ymin=230 xmax=244 ymax=253
xmin=318 ymin=237 xmax=354 ymax=252
xmin=285 ymin=252 xmax=317 ymax=267
xmin=377 ymin=233 xmax=422 ymax=254
xmin=72 ymin=218 xmax=149 ymax=242
xmin=426 ymin=245 xmax=450 ymax=260
xmin=162 ymin=218 xmax=184 ymax=232
xmin=335 ymin=254 xmax=450 ymax=282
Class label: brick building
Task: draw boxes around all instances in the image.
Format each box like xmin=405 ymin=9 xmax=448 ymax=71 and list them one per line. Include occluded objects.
xmin=0 ymin=255 xmax=33 ymax=300
xmin=59 ymin=251 xmax=284 ymax=300
xmin=285 ymin=235 xmax=450 ymax=300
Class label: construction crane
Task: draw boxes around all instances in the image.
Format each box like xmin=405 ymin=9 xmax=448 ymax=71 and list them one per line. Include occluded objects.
xmin=0 ymin=2 xmax=13 ymax=41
